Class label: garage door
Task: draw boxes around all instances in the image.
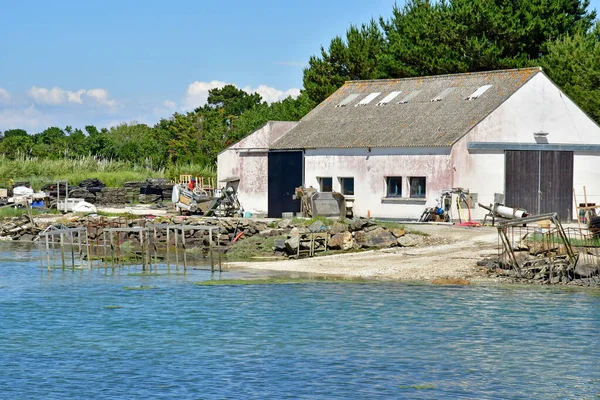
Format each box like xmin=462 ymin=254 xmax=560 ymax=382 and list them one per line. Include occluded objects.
xmin=267 ymin=151 xmax=303 ymax=218
xmin=505 ymin=150 xmax=573 ymax=221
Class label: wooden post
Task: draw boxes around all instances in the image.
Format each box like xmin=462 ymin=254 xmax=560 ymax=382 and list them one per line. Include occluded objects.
xmin=60 ymin=233 xmax=66 ymax=269
xmin=182 ymin=226 xmax=187 ymax=271
xmin=45 ymin=234 xmax=51 ymax=271
xmin=166 ymin=227 xmax=170 ymax=272
xmin=78 ymin=230 xmax=84 ymax=269
xmin=174 ymin=226 xmax=179 ymax=271
xmin=209 ymin=228 xmax=214 ymax=273
xmin=85 ymin=229 xmax=91 ymax=269
xmin=70 ymin=232 xmax=75 ymax=269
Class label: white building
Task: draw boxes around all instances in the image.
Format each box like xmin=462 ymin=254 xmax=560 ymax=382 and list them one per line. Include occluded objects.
xmin=219 ymin=68 xmax=600 ymax=220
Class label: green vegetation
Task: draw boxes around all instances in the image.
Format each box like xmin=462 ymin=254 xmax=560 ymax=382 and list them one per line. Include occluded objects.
xmin=0 ymin=206 xmax=60 ymax=219
xmin=291 ymin=216 xmax=338 ymax=226
xmin=225 ymin=235 xmax=288 ymax=260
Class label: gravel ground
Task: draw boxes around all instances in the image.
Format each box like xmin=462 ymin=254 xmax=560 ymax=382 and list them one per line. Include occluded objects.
xmin=225 ymin=224 xmax=502 ymax=282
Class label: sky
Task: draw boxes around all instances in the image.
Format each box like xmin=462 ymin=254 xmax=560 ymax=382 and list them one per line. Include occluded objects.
xmin=1 ymin=0 xmax=599 ymax=133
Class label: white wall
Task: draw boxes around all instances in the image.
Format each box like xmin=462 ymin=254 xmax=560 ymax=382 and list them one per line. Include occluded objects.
xmin=304 ymin=147 xmax=453 ymax=219
xmin=453 ymin=72 xmax=600 ymax=219
xmin=217 ymin=121 xmax=297 ymax=213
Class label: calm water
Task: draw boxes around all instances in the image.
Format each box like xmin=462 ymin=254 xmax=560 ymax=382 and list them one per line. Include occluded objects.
xmin=0 ymin=244 xmax=599 ymax=399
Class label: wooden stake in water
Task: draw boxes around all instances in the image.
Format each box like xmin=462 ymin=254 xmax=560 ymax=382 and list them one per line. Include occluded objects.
xmin=182 ymin=227 xmax=187 ymax=271
xmin=174 ymin=227 xmax=179 ymax=271
xmin=45 ymin=234 xmax=51 ymax=272
xmin=166 ymin=227 xmax=170 ymax=272
xmin=60 ymin=233 xmax=66 ymax=270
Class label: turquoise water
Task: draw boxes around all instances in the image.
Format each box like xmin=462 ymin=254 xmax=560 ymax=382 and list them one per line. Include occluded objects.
xmin=0 ymin=244 xmax=599 ymax=399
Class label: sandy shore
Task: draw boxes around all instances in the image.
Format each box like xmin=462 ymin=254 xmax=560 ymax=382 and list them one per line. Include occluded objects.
xmin=225 ymin=224 xmax=501 ymax=282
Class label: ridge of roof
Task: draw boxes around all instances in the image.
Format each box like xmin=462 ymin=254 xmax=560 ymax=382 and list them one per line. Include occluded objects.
xmin=343 ymin=67 xmax=543 ymax=85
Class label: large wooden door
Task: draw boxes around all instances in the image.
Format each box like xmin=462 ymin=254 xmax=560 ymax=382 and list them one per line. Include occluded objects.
xmin=267 ymin=151 xmax=303 ymax=218
xmin=505 ymin=150 xmax=573 ymax=221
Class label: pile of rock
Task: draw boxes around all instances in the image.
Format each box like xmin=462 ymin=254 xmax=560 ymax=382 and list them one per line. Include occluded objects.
xmin=43 ymin=178 xmax=175 ymax=206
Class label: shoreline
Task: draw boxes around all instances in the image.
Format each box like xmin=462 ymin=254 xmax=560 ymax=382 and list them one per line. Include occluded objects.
xmin=224 ymin=224 xmax=503 ymax=283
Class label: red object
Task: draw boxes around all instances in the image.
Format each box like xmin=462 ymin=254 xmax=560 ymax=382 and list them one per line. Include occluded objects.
xmin=188 ymin=180 xmax=195 ymax=190
xmin=233 ymin=231 xmax=244 ymax=242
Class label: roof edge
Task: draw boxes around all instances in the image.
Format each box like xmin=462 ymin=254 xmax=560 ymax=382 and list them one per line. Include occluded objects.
xmin=343 ymin=67 xmax=543 ymax=85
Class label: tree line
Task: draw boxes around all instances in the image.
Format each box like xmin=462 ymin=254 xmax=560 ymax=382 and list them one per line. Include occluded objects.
xmin=303 ymin=0 xmax=600 ymax=122
xmin=0 ymin=85 xmax=314 ymax=169
xmin=3 ymin=0 xmax=600 ymax=170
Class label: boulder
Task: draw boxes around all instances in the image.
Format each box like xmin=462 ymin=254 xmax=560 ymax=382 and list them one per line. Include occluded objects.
xmin=330 ymin=222 xmax=348 ymax=235
xmin=285 ymin=236 xmax=299 ymax=254
xmin=349 ymin=218 xmax=372 ymax=232
xmin=308 ymin=220 xmax=326 ymax=233
xmin=277 ymin=219 xmax=293 ymax=229
xmin=273 ymin=239 xmax=287 ymax=252
xmin=354 ymin=227 xmax=397 ymax=248
xmin=328 ymin=231 xmax=353 ymax=250
xmin=397 ymin=234 xmax=425 ymax=247
xmin=390 ymin=228 xmax=406 ymax=238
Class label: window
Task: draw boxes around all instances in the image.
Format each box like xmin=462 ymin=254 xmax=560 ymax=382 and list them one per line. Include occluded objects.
xmin=386 ymin=177 xmax=402 ymax=197
xmin=377 ymin=91 xmax=402 ymax=106
xmin=409 ymin=177 xmax=426 ymax=198
xmin=336 ymin=94 xmax=359 ymax=107
xmin=318 ymin=177 xmax=332 ymax=192
xmin=397 ymin=90 xmax=421 ymax=104
xmin=340 ymin=177 xmax=354 ymax=196
xmin=356 ymin=92 xmax=381 ymax=106
xmin=466 ymin=84 xmax=492 ymax=100
xmin=431 ymin=87 xmax=456 ymax=102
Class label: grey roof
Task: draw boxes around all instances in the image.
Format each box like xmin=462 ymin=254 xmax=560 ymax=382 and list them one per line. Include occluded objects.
xmin=271 ymin=67 xmax=542 ymax=149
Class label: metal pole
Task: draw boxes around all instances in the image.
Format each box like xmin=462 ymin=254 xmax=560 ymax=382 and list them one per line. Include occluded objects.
xmin=537 ymin=150 xmax=542 ymax=215
xmin=174 ymin=227 xmax=179 ymax=271
xmin=182 ymin=227 xmax=187 ymax=271
xmin=45 ymin=234 xmax=51 ymax=271
xmin=166 ymin=227 xmax=170 ymax=272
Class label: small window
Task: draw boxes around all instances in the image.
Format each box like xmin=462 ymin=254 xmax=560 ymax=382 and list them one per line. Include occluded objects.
xmin=386 ymin=177 xmax=402 ymax=197
xmin=431 ymin=87 xmax=456 ymax=102
xmin=409 ymin=177 xmax=426 ymax=198
xmin=340 ymin=177 xmax=354 ymax=196
xmin=377 ymin=91 xmax=402 ymax=106
xmin=397 ymin=90 xmax=421 ymax=104
xmin=318 ymin=177 xmax=332 ymax=192
xmin=356 ymin=92 xmax=381 ymax=106
xmin=466 ymin=84 xmax=492 ymax=100
xmin=336 ymin=94 xmax=359 ymax=107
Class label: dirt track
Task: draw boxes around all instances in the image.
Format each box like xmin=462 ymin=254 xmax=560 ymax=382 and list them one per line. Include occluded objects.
xmin=225 ymin=224 xmax=501 ymax=281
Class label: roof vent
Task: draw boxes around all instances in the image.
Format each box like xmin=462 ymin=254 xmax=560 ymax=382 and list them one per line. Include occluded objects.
xmin=376 ymin=91 xmax=402 ymax=106
xmin=466 ymin=84 xmax=493 ymax=100
xmin=397 ymin=90 xmax=421 ymax=104
xmin=431 ymin=87 xmax=456 ymax=102
xmin=356 ymin=92 xmax=381 ymax=106
xmin=336 ymin=94 xmax=359 ymax=107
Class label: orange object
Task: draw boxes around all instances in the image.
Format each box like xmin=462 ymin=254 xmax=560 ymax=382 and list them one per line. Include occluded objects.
xmin=233 ymin=231 xmax=244 ymax=242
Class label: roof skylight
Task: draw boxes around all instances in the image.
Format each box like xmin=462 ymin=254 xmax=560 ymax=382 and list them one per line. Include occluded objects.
xmin=431 ymin=87 xmax=456 ymax=102
xmin=356 ymin=92 xmax=381 ymax=106
xmin=397 ymin=90 xmax=421 ymax=104
xmin=336 ymin=94 xmax=359 ymax=107
xmin=466 ymin=84 xmax=493 ymax=100
xmin=376 ymin=91 xmax=402 ymax=106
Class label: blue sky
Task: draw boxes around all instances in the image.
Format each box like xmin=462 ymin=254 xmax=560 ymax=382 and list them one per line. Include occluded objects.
xmin=1 ymin=0 xmax=599 ymax=132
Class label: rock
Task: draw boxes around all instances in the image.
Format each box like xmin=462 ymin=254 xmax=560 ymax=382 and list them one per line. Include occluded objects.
xmin=397 ymin=234 xmax=425 ymax=247
xmin=574 ymin=263 xmax=600 ymax=278
xmin=390 ymin=228 xmax=406 ymax=238
xmin=273 ymin=239 xmax=286 ymax=252
xmin=277 ymin=219 xmax=292 ymax=229
xmin=289 ymin=227 xmax=300 ymax=238
xmin=285 ymin=236 xmax=299 ymax=254
xmin=308 ymin=220 xmax=326 ymax=232
xmin=328 ymin=231 xmax=353 ymax=250
xmin=330 ymin=222 xmax=348 ymax=235
xmin=349 ymin=218 xmax=372 ymax=232
xmin=354 ymin=227 xmax=397 ymax=248
xmin=364 ymin=225 xmax=379 ymax=232
xmin=19 ymin=234 xmax=35 ymax=242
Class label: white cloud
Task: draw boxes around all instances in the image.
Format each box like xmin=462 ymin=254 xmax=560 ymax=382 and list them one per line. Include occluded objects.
xmin=0 ymin=105 xmax=51 ymax=130
xmin=28 ymin=86 xmax=118 ymax=108
xmin=85 ymin=88 xmax=117 ymax=107
xmin=183 ymin=80 xmax=228 ymax=110
xmin=0 ymin=88 xmax=11 ymax=106
xmin=182 ymin=80 xmax=300 ymax=110
xmin=163 ymin=99 xmax=177 ymax=109
xmin=243 ymin=84 xmax=300 ymax=103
